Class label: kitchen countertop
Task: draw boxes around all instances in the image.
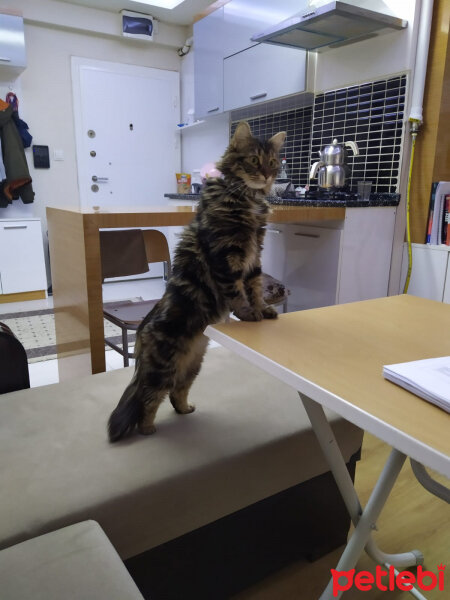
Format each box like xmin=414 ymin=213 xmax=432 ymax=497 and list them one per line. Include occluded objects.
xmin=164 ymin=193 xmax=401 ymax=207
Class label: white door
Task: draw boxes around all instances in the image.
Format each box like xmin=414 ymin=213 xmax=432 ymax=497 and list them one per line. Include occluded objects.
xmin=72 ymin=57 xmax=180 ymax=210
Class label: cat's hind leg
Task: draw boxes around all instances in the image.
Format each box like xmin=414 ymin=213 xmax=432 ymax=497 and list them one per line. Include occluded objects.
xmin=138 ymin=387 xmax=169 ymax=435
xmin=169 ymin=334 xmax=208 ymax=414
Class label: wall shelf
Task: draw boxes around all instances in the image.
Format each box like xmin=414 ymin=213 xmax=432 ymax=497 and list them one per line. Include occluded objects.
xmin=176 ymin=120 xmax=205 ymax=131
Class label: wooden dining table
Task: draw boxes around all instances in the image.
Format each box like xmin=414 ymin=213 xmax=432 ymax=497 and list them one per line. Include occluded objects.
xmin=206 ymin=294 xmax=450 ymax=598
xmin=46 ymin=204 xmax=346 ymax=380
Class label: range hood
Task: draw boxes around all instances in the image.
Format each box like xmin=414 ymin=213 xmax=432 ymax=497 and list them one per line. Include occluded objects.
xmin=251 ymin=1 xmax=407 ymax=52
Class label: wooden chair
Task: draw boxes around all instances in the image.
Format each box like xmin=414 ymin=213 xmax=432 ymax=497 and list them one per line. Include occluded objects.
xmin=262 ymin=272 xmax=290 ymax=313
xmin=101 ymin=229 xmax=171 ymax=367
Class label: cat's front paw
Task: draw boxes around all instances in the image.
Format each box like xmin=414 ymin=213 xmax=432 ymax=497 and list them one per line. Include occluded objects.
xmin=262 ymin=305 xmax=278 ymax=319
xmin=233 ymin=306 xmax=263 ymax=321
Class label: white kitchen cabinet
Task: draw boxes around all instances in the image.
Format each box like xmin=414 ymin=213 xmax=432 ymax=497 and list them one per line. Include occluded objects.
xmin=0 ymin=219 xmax=47 ymax=295
xmin=193 ymin=7 xmax=225 ymax=119
xmin=444 ymin=258 xmax=450 ymax=303
xmin=194 ymin=0 xmax=307 ymax=117
xmin=401 ymin=243 xmax=450 ymax=303
xmin=223 ymin=43 xmax=307 ymax=112
xmin=262 ymin=207 xmax=397 ymax=312
xmin=222 ymin=0 xmax=302 ymax=58
xmin=262 ymin=223 xmax=342 ymax=312
xmin=0 ymin=14 xmax=26 ymax=79
xmin=337 ymin=207 xmax=396 ymax=304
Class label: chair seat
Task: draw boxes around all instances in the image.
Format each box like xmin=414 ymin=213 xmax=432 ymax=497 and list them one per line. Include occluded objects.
xmin=262 ymin=273 xmax=290 ymax=309
xmin=103 ymin=300 xmax=159 ymax=328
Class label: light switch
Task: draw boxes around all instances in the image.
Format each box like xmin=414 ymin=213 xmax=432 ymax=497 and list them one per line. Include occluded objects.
xmin=53 ymin=149 xmax=64 ymax=161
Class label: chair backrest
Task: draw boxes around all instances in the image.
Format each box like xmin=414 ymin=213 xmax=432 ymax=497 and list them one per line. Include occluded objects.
xmin=142 ymin=229 xmax=171 ymax=278
xmin=141 ymin=229 xmax=171 ymax=264
xmin=100 ymin=229 xmax=149 ymax=279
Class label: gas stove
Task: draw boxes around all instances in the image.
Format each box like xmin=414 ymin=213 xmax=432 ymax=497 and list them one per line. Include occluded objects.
xmin=303 ymin=189 xmax=359 ymax=201
xmin=268 ymin=188 xmax=401 ymax=207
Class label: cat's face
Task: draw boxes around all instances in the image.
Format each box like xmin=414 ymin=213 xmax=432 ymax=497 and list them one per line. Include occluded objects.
xmin=220 ymin=122 xmax=286 ymax=191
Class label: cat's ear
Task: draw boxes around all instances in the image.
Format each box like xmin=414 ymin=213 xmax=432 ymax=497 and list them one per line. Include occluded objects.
xmin=232 ymin=121 xmax=252 ymax=147
xmin=269 ymin=131 xmax=286 ymax=153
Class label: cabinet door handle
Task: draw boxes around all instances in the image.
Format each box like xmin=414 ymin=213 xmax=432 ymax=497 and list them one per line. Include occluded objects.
xmin=266 ymin=228 xmax=282 ymax=234
xmin=250 ymin=92 xmax=267 ymax=101
xmin=294 ymin=232 xmax=320 ymax=238
xmin=0 ymin=57 xmax=11 ymax=62
xmin=207 ymin=107 xmax=220 ymax=113
xmin=3 ymin=225 xmax=28 ymax=230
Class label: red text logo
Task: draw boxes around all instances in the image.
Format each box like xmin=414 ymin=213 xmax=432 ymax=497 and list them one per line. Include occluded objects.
xmin=331 ymin=564 xmax=445 ymax=596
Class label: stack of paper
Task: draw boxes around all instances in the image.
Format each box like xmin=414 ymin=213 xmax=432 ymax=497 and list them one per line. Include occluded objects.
xmin=383 ymin=357 xmax=450 ymax=413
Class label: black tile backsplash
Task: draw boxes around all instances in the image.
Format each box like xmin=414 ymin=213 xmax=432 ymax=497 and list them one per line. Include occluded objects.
xmin=230 ymin=74 xmax=407 ymax=194
xmin=231 ymin=105 xmax=313 ymax=187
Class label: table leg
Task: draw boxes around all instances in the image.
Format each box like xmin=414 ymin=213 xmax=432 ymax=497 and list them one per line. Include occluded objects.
xmin=299 ymin=394 xmax=424 ymax=598
xmin=47 ymin=209 xmax=106 ymax=379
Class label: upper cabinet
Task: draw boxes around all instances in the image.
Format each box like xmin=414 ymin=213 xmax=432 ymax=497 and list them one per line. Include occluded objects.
xmin=223 ymin=43 xmax=306 ymax=112
xmin=194 ymin=0 xmax=307 ymax=119
xmin=194 ymin=7 xmax=225 ymax=119
xmin=0 ymin=14 xmax=26 ymax=79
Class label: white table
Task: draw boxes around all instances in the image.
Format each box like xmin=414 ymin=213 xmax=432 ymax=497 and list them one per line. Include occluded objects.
xmin=206 ymin=295 xmax=450 ymax=599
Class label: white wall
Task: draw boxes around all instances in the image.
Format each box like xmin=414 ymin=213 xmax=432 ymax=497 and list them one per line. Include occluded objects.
xmin=179 ymin=45 xmax=230 ymax=176
xmin=0 ymin=0 xmax=185 ymax=225
xmin=314 ymin=0 xmax=418 ymax=92
xmin=0 ymin=0 xmax=187 ymax=285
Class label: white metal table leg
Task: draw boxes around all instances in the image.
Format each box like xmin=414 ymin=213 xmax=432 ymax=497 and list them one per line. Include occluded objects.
xmin=300 ymin=394 xmax=423 ymax=572
xmin=319 ymin=448 xmax=406 ymax=599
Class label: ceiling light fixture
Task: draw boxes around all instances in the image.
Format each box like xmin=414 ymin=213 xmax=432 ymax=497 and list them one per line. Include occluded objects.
xmin=128 ymin=0 xmax=184 ymax=8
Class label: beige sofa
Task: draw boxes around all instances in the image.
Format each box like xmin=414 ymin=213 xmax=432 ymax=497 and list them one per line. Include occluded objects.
xmin=0 ymin=520 xmax=144 ymax=599
xmin=0 ymin=346 xmax=363 ymax=597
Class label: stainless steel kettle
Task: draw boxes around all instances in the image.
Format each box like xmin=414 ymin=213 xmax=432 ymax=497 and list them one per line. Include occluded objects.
xmin=310 ymin=138 xmax=359 ymax=190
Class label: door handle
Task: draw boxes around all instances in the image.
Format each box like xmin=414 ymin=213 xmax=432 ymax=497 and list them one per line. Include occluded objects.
xmin=294 ymin=232 xmax=320 ymax=238
xmin=3 ymin=225 xmax=28 ymax=230
xmin=92 ymin=176 xmax=109 ymax=182
xmin=0 ymin=57 xmax=11 ymax=62
xmin=207 ymin=107 xmax=220 ymax=113
xmin=266 ymin=228 xmax=282 ymax=234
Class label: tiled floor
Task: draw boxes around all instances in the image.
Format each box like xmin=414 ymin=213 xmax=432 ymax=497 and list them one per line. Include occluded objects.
xmin=0 ymin=277 xmax=166 ymax=388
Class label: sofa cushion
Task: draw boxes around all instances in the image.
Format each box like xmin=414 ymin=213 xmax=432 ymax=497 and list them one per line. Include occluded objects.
xmin=0 ymin=520 xmax=143 ymax=599
xmin=0 ymin=346 xmax=362 ymax=559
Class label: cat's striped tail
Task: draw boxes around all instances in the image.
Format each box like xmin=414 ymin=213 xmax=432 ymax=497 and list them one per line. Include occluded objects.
xmin=107 ymin=376 xmax=144 ymax=442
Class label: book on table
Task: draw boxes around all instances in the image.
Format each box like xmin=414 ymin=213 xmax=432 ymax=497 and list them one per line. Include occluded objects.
xmin=383 ymin=357 xmax=450 ymax=413
xmin=444 ymin=194 xmax=450 ymax=245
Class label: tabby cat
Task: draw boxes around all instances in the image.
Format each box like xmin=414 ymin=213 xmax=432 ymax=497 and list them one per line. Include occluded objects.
xmin=108 ymin=121 xmax=286 ymax=442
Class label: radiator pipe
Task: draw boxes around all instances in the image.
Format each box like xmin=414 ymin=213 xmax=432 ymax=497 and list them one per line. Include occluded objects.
xmin=177 ymin=36 xmax=193 ymax=57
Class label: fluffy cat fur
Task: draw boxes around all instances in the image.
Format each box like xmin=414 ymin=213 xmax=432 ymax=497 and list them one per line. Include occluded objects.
xmin=108 ymin=121 xmax=286 ymax=442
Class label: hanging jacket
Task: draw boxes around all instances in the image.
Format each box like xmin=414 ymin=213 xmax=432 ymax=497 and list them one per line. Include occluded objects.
xmin=6 ymin=93 xmax=33 ymax=149
xmin=0 ymin=99 xmax=34 ymax=204
xmin=12 ymin=112 xmax=32 ymax=149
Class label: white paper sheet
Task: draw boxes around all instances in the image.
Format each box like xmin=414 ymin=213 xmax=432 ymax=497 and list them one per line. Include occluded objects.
xmin=383 ymin=356 xmax=450 ymax=413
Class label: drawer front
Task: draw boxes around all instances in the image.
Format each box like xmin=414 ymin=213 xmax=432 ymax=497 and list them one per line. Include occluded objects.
xmin=262 ymin=224 xmax=342 ymax=312
xmin=283 ymin=225 xmax=342 ymax=311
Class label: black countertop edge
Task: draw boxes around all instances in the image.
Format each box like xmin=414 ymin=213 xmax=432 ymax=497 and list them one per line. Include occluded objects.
xmin=164 ymin=193 xmax=401 ymax=208
xmin=165 ymin=193 xmax=201 ymax=200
